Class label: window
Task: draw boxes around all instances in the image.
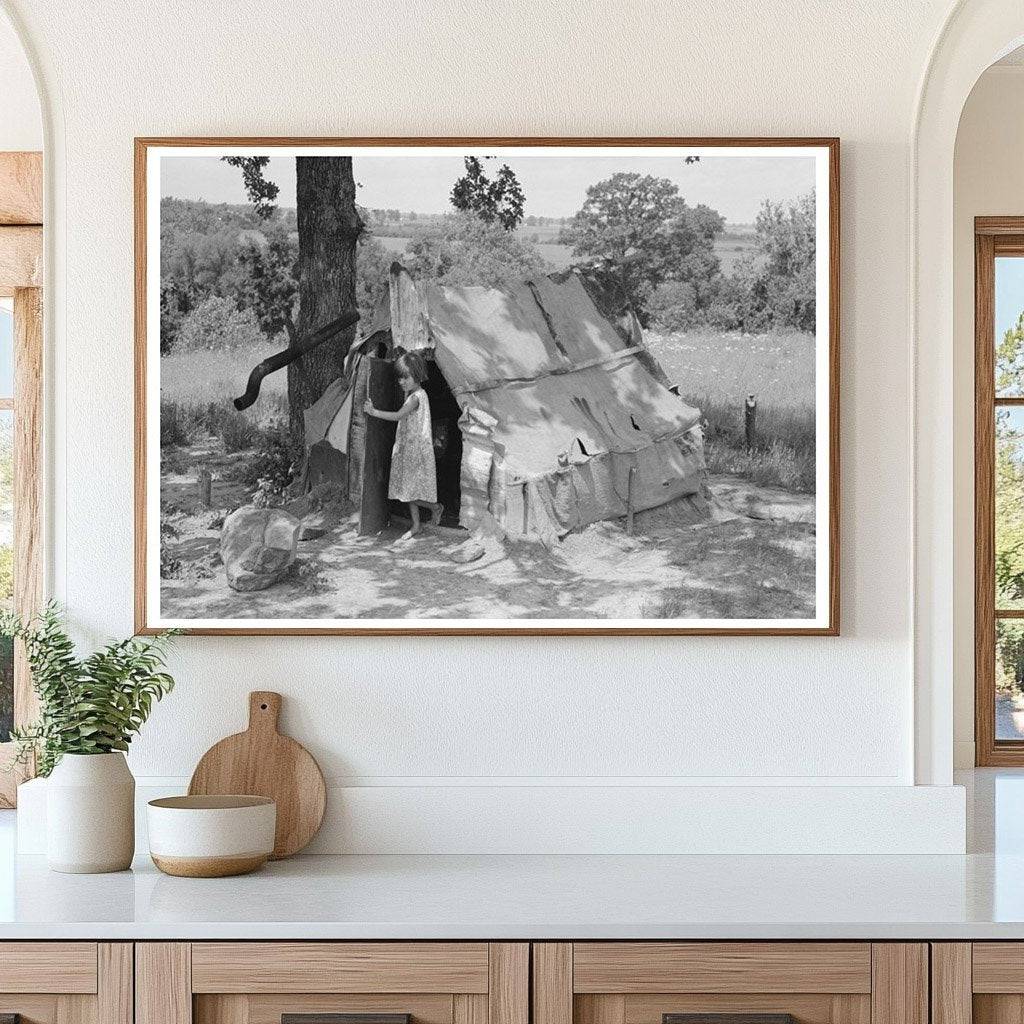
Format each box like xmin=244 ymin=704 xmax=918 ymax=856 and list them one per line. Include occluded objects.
xmin=0 ymin=299 xmax=11 ymax=745
xmin=0 ymin=152 xmax=42 ymax=805
xmin=975 ymin=220 xmax=1024 ymax=764
xmin=0 ymin=300 xmax=11 ymax=744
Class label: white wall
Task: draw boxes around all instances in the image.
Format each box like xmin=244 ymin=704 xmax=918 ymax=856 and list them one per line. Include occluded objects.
xmin=1 ymin=0 xmax=972 ymax=851
xmin=0 ymin=8 xmax=39 ymax=151
xmin=952 ymin=65 xmax=1024 ymax=768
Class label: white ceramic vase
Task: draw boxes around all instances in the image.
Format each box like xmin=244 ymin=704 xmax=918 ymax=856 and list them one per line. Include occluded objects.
xmin=46 ymin=752 xmax=135 ymax=873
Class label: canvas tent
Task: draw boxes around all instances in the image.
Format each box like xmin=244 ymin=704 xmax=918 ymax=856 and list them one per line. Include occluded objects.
xmin=303 ymin=265 xmax=708 ymax=541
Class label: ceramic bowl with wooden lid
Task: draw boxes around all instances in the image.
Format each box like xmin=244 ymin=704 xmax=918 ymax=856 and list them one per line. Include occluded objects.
xmin=146 ymin=795 xmax=276 ymax=877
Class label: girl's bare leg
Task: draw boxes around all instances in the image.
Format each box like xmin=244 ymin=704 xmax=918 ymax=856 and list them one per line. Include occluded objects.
xmin=423 ymin=500 xmax=444 ymax=525
xmin=406 ymin=502 xmax=421 ymax=537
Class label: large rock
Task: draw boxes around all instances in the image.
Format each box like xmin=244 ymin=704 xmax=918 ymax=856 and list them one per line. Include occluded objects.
xmin=221 ymin=506 xmax=301 ymax=592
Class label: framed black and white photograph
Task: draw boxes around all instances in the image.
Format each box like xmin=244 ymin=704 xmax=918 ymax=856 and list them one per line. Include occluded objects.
xmin=135 ymin=138 xmax=839 ymax=635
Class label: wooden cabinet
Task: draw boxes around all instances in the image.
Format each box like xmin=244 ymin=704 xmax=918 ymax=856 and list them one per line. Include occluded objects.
xmin=0 ymin=942 xmax=132 ymax=1024
xmin=136 ymin=943 xmax=528 ymax=1024
xmin=0 ymin=938 xmax=950 ymax=1024
xmin=532 ymin=943 xmax=928 ymax=1024
xmin=931 ymin=943 xmax=1024 ymax=1024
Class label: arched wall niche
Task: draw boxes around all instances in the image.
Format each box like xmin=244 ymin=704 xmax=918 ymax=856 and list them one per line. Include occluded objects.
xmin=914 ymin=0 xmax=1024 ymax=785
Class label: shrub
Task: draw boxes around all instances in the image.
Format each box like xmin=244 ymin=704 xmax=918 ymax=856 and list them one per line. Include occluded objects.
xmin=709 ymin=194 xmax=817 ymax=334
xmin=405 ymin=212 xmax=548 ymax=289
xmin=175 ymin=296 xmax=264 ymax=352
xmin=0 ymin=545 xmax=13 ymax=603
xmin=196 ymin=401 xmax=263 ymax=453
xmin=242 ymin=420 xmax=303 ymax=494
xmin=219 ymin=413 xmax=263 ymax=453
xmin=356 ymin=233 xmax=393 ymax=324
xmin=159 ymin=521 xmax=183 ymax=580
xmin=0 ymin=633 xmax=12 ymax=741
xmin=160 ymin=400 xmax=204 ymax=448
xmin=160 ymin=397 xmax=285 ymax=456
xmin=649 ymin=281 xmax=700 ymax=332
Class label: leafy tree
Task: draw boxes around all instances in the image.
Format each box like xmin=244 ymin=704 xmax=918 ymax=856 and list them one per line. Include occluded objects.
xmin=562 ymin=172 xmax=723 ymax=322
xmin=224 ymin=157 xmax=363 ymax=442
xmin=405 ymin=212 xmax=547 ymax=288
xmin=159 ymin=200 xmax=267 ymax=351
xmin=997 ymin=310 xmax=1024 ymax=395
xmin=355 ymin=233 xmax=394 ymax=324
xmin=159 ymin=279 xmax=190 ymax=354
xmin=450 ymin=156 xmax=526 ymax=231
xmin=997 ymin=408 xmax=1024 ymax=609
xmin=222 ymin=156 xmax=280 ymax=219
xmin=647 ymin=281 xmax=700 ymax=332
xmin=290 ymin=156 xmax=363 ymax=440
xmin=998 ymin=620 xmax=1024 ymax=692
xmin=235 ymin=225 xmax=299 ymax=341
xmin=730 ymin=192 xmax=816 ymax=333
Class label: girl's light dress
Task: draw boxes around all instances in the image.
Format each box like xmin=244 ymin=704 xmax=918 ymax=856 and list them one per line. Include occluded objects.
xmin=388 ymin=388 xmax=437 ymax=503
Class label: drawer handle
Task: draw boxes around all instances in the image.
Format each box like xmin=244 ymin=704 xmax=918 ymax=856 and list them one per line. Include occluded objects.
xmin=664 ymin=1016 xmax=797 ymax=1024
xmin=283 ymin=1016 xmax=411 ymax=1024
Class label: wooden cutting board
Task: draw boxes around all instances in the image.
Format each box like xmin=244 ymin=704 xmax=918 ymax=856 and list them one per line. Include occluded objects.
xmin=188 ymin=691 xmax=326 ymax=859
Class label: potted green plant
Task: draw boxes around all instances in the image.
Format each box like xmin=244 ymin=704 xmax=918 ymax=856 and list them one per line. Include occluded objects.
xmin=2 ymin=604 xmax=177 ymax=873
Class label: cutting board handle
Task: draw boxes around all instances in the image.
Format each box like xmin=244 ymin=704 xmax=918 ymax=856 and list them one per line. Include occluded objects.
xmin=248 ymin=691 xmax=282 ymax=734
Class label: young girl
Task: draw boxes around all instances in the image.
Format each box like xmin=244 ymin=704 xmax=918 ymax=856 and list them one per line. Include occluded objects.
xmin=364 ymin=350 xmax=443 ymax=538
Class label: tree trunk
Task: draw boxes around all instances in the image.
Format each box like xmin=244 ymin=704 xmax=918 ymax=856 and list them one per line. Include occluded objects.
xmin=290 ymin=156 xmax=362 ymax=443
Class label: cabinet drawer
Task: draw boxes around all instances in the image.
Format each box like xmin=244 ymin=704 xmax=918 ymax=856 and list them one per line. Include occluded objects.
xmin=0 ymin=942 xmax=98 ymax=993
xmin=572 ymin=943 xmax=872 ymax=994
xmin=191 ymin=942 xmax=490 ymax=993
xmin=139 ymin=942 xmax=528 ymax=1024
xmin=534 ymin=943 xmax=925 ymax=1024
xmin=973 ymin=943 xmax=1024 ymax=992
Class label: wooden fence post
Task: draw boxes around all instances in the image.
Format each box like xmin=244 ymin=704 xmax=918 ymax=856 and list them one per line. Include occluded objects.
xmin=745 ymin=394 xmax=757 ymax=450
xmin=197 ymin=468 xmax=212 ymax=507
xmin=626 ymin=466 xmax=636 ymax=536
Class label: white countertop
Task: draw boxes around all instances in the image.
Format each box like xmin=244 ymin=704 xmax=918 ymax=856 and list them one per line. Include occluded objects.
xmin=1 ymin=769 xmax=1021 ymax=941
xmin=1 ymin=849 xmax=1023 ymax=940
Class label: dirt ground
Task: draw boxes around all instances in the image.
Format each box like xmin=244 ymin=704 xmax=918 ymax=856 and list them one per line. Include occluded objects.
xmin=160 ymin=458 xmax=816 ymax=621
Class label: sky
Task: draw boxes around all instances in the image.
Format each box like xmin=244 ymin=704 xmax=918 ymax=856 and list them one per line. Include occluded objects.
xmin=997 ymin=257 xmax=1024 ymax=341
xmin=159 ymin=150 xmax=817 ymax=225
xmin=0 ymin=304 xmax=12 ymax=397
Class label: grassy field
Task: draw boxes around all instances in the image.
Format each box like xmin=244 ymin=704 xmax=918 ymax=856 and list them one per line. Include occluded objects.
xmin=162 ymin=345 xmax=286 ymax=408
xmin=375 ymin=229 xmax=754 ymax=274
xmin=162 ymin=344 xmax=288 ymax=432
xmin=646 ymin=329 xmax=816 ymax=493
xmin=160 ymin=345 xmax=292 ymax=487
xmin=161 ymin=324 xmax=816 ymax=494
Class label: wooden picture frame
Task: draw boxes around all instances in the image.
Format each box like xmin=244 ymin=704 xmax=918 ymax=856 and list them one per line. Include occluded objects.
xmin=135 ymin=137 xmax=839 ymax=636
